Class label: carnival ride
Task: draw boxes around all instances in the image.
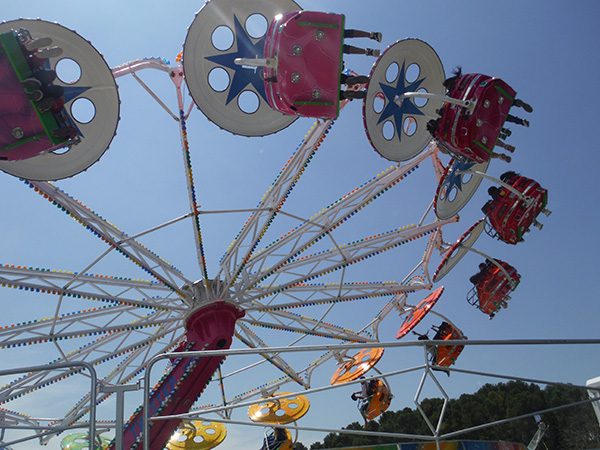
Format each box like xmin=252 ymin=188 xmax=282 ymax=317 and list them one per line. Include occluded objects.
xmin=0 ymin=0 xmax=551 ymax=449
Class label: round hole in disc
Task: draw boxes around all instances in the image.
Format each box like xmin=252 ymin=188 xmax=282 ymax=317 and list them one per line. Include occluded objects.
xmin=439 ymin=187 xmax=447 ymax=201
xmin=177 ymin=434 xmax=188 ymax=442
xmin=52 ymin=145 xmax=71 ymax=155
xmin=403 ymin=117 xmax=417 ymax=136
xmin=373 ymin=93 xmax=384 ymax=113
xmin=414 ymin=88 xmax=428 ymax=107
xmin=288 ymin=402 xmax=298 ymax=409
xmin=238 ymin=90 xmax=260 ymax=114
xmin=245 ymin=14 xmax=268 ymax=39
xmin=275 ymin=409 xmax=286 ymax=416
xmin=382 ymin=120 xmax=395 ymax=141
xmin=260 ymin=407 xmax=270 ymax=416
xmin=385 ymin=62 xmax=399 ymax=83
xmin=208 ymin=67 xmax=230 ymax=92
xmin=447 ymin=187 xmax=458 ymax=202
xmin=193 ymin=436 xmax=205 ymax=443
xmin=205 ymin=428 xmax=216 ymax=435
xmin=405 ymin=63 xmax=420 ymax=83
xmin=55 ymin=58 xmax=81 ymax=84
xmin=211 ymin=25 xmax=234 ymax=51
xmin=70 ymin=98 xmax=96 ymax=124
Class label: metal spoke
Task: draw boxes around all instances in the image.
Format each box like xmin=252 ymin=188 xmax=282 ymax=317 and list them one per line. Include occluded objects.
xmin=218 ymin=117 xmax=341 ymax=293
xmin=24 ymin=181 xmax=192 ymax=299
xmin=246 ymin=282 xmax=417 ymax=311
xmin=173 ymin=71 xmax=210 ymax=284
xmin=245 ymin=218 xmax=456 ymax=302
xmin=55 ymin=324 xmax=184 ymax=431
xmin=235 ymin=323 xmax=305 ymax=387
xmin=0 ymin=264 xmax=181 ymax=311
xmin=242 ymin=146 xmax=436 ymax=289
xmin=241 ymin=310 xmax=373 ymax=343
xmin=0 ymin=314 xmax=180 ymax=405
xmin=0 ymin=315 xmax=179 ymax=349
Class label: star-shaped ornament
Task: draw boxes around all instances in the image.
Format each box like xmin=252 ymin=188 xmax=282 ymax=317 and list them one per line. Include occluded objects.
xmin=443 ymin=160 xmax=475 ymax=193
xmin=205 ymin=15 xmax=267 ymax=105
xmin=377 ymin=61 xmax=426 ymax=142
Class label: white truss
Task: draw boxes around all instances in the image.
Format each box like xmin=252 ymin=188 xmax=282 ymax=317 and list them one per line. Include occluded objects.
xmin=0 ymin=61 xmax=458 ymax=448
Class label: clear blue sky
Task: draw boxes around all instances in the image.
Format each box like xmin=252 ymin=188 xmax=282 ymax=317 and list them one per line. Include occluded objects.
xmin=1 ymin=1 xmax=599 ymax=448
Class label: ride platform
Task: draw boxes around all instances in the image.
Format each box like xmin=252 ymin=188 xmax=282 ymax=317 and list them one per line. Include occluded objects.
xmin=482 ymin=175 xmax=548 ymax=244
xmin=0 ymin=30 xmax=75 ymax=161
xmin=263 ymin=11 xmax=344 ymax=119
xmin=360 ymin=379 xmax=392 ymax=421
xmin=468 ymin=260 xmax=520 ymax=317
xmin=434 ymin=73 xmax=516 ymax=163
xmin=431 ymin=321 xmax=465 ymax=367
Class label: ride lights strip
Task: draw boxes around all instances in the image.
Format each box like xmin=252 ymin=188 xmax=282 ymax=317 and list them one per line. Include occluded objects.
xmin=22 ymin=180 xmax=187 ymax=296
xmin=246 ymin=163 xmax=424 ymax=291
xmin=0 ymin=320 xmax=179 ymax=405
xmin=221 ymin=118 xmax=338 ymax=292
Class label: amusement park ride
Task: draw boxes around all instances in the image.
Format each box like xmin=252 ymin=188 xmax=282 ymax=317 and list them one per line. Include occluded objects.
xmin=0 ymin=0 xmax=551 ymax=448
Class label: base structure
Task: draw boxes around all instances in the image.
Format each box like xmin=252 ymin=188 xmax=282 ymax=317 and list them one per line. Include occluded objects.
xmin=110 ymin=301 xmax=243 ymax=450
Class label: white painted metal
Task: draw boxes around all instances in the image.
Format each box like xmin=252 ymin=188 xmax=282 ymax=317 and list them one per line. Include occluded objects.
xmin=364 ymin=39 xmax=445 ymax=162
xmin=435 ymin=159 xmax=491 ymax=220
xmin=183 ymin=0 xmax=300 ymax=136
xmin=0 ymin=45 xmax=460 ymax=447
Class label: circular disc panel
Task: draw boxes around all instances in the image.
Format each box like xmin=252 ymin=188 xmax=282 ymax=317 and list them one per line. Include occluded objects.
xmin=183 ymin=0 xmax=300 ymax=136
xmin=435 ymin=158 xmax=491 ymax=220
xmin=248 ymin=392 xmax=310 ymax=424
xmin=330 ymin=347 xmax=384 ymax=385
xmin=363 ymin=39 xmax=445 ymax=162
xmin=395 ymin=287 xmax=444 ymax=339
xmin=0 ymin=19 xmax=119 ymax=181
xmin=167 ymin=421 xmax=227 ymax=450
xmin=433 ymin=219 xmax=485 ymax=282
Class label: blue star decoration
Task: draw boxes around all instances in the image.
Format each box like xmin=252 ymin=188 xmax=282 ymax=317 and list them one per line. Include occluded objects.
xmin=444 ymin=160 xmax=475 ymax=193
xmin=378 ymin=61 xmax=426 ymax=142
xmin=205 ymin=15 xmax=267 ymax=105
xmin=63 ymin=86 xmax=91 ymax=103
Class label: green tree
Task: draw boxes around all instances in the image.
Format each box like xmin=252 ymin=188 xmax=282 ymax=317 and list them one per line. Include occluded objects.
xmin=308 ymin=381 xmax=600 ymax=450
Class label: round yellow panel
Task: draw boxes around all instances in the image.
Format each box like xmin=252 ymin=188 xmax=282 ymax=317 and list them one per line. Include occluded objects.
xmin=248 ymin=393 xmax=310 ymax=424
xmin=166 ymin=421 xmax=227 ymax=450
xmin=330 ymin=348 xmax=384 ymax=385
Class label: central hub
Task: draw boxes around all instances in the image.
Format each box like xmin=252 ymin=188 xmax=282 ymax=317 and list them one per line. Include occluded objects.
xmin=183 ymin=279 xmax=230 ymax=307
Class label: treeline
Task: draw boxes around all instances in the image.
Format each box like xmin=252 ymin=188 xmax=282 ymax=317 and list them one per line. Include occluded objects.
xmin=298 ymin=381 xmax=600 ymax=450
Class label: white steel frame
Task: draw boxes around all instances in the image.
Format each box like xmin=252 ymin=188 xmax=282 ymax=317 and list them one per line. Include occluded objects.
xmin=143 ymin=339 xmax=600 ymax=450
xmin=0 ymin=56 xmax=478 ymax=447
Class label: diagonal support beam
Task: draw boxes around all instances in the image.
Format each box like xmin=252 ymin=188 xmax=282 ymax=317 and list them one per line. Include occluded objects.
xmin=24 ymin=181 xmax=192 ymax=299
xmin=218 ymin=116 xmax=341 ymax=293
xmin=246 ymin=282 xmax=418 ymax=311
xmin=243 ymin=146 xmax=435 ymax=289
xmin=245 ymin=218 xmax=457 ymax=302
xmin=0 ymin=317 xmax=181 ymax=406
xmin=242 ymin=309 xmax=373 ymax=344
xmin=235 ymin=323 xmax=306 ymax=387
xmin=0 ymin=264 xmax=180 ymax=311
